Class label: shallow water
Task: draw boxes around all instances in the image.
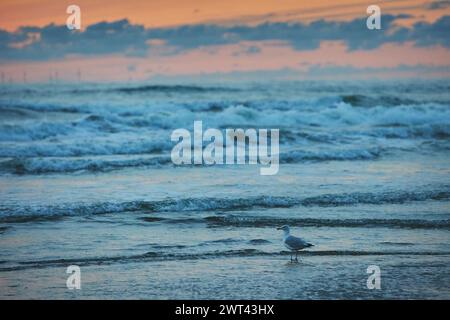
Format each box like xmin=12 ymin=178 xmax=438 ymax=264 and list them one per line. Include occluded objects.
xmin=0 ymin=80 xmax=449 ymax=299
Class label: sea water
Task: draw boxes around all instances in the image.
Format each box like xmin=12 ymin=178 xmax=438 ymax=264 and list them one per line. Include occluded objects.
xmin=0 ymin=80 xmax=449 ymax=299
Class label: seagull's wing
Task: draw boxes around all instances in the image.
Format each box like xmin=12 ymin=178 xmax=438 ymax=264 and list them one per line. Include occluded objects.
xmin=285 ymin=235 xmax=313 ymax=250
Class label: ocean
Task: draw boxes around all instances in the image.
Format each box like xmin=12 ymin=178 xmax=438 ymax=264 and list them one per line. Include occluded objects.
xmin=0 ymin=80 xmax=449 ymax=299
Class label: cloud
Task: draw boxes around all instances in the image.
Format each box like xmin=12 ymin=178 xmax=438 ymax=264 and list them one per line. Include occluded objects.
xmin=0 ymin=15 xmax=449 ymax=61
xmin=427 ymin=1 xmax=450 ymax=10
xmin=1 ymin=19 xmax=148 ymax=60
xmin=231 ymin=45 xmax=262 ymax=57
xmin=411 ymin=15 xmax=450 ymax=47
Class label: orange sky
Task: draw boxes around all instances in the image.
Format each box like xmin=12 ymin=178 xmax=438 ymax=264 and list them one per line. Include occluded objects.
xmin=1 ymin=0 xmax=449 ymax=81
xmin=2 ymin=41 xmax=449 ymax=82
xmin=0 ymin=0 xmax=448 ymax=31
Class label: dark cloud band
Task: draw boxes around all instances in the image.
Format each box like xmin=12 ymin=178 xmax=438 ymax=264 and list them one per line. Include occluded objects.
xmin=0 ymin=15 xmax=449 ymax=61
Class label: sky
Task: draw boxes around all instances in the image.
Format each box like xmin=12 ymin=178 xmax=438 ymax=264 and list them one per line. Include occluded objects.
xmin=0 ymin=0 xmax=449 ymax=82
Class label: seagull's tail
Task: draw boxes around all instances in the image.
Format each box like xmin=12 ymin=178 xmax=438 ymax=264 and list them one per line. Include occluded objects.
xmin=306 ymin=243 xmax=314 ymax=247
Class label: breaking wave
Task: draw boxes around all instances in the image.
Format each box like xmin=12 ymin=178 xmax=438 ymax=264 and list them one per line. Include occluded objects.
xmin=1 ymin=188 xmax=449 ymax=223
xmin=1 ymin=249 xmax=449 ymax=272
xmin=0 ymin=155 xmax=171 ymax=174
xmin=200 ymin=216 xmax=450 ymax=230
xmin=0 ymin=147 xmax=385 ymax=174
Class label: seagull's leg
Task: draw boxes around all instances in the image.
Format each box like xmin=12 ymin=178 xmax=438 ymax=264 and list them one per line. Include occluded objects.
xmin=295 ymin=252 xmax=298 ymax=262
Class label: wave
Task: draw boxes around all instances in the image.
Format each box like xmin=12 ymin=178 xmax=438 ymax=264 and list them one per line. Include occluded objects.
xmin=280 ymin=148 xmax=382 ymax=162
xmin=1 ymin=188 xmax=449 ymax=223
xmin=0 ymin=146 xmax=385 ymax=174
xmin=111 ymin=84 xmax=240 ymax=94
xmin=0 ymin=84 xmax=240 ymax=96
xmin=200 ymin=216 xmax=450 ymax=230
xmin=143 ymin=215 xmax=450 ymax=230
xmin=0 ymin=155 xmax=171 ymax=174
xmin=2 ymin=100 xmax=450 ymax=138
xmin=0 ymin=226 xmax=9 ymax=234
xmin=341 ymin=94 xmax=417 ymax=107
xmin=1 ymin=249 xmax=448 ymax=272
xmin=58 ymin=84 xmax=240 ymax=95
xmin=370 ymin=123 xmax=450 ymax=139
xmin=0 ymin=249 xmax=271 ymax=272
xmin=0 ymin=121 xmax=79 ymax=142
xmin=380 ymin=241 xmax=414 ymax=246
xmin=248 ymin=239 xmax=271 ymax=245
xmin=0 ymin=135 xmax=170 ymax=158
xmin=144 ymin=237 xmax=265 ymax=248
xmin=0 ymin=106 xmax=40 ymax=121
xmin=0 ymin=102 xmax=82 ymax=114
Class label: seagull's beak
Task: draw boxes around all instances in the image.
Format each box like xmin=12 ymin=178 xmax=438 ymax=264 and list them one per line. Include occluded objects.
xmin=276 ymin=227 xmax=282 ymax=230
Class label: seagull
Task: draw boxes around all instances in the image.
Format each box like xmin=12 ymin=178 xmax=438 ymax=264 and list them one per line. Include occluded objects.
xmin=277 ymin=225 xmax=313 ymax=262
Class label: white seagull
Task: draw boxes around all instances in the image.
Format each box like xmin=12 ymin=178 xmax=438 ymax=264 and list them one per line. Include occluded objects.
xmin=277 ymin=225 xmax=313 ymax=262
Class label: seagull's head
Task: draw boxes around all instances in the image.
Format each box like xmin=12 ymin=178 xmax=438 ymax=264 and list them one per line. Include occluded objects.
xmin=277 ymin=225 xmax=290 ymax=234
